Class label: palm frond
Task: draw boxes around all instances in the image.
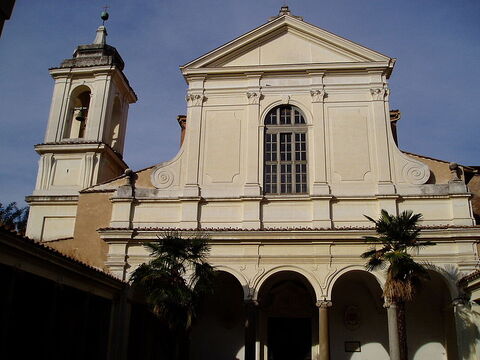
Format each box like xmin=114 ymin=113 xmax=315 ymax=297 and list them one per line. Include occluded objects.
xmin=362 ymin=209 xmax=434 ymax=303
xmin=129 ymin=231 xmax=214 ymax=332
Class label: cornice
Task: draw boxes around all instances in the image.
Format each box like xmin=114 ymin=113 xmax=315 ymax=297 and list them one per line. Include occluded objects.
xmin=183 ymin=61 xmax=393 ymax=78
xmin=98 ymin=225 xmax=480 ymax=241
xmin=25 ymin=195 xmax=79 ymax=205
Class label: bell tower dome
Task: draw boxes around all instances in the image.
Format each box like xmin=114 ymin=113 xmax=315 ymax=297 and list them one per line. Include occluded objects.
xmin=26 ymin=17 xmax=137 ymax=241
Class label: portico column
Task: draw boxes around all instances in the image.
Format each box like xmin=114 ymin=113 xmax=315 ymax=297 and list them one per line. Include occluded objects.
xmin=244 ymin=299 xmax=258 ymax=360
xmin=384 ymin=301 xmax=400 ymax=360
xmin=316 ymin=300 xmax=332 ymax=360
xmin=452 ymin=297 xmax=469 ymax=359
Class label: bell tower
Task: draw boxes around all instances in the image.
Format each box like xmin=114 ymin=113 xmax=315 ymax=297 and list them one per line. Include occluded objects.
xmin=26 ymin=14 xmax=137 ymax=241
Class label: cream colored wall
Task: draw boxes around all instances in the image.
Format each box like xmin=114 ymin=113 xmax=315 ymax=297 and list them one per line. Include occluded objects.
xmin=143 ymin=52 xmax=473 ymax=229
xmin=26 ymin=201 xmax=78 ymax=241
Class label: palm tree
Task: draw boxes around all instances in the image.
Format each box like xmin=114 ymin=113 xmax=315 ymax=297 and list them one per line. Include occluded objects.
xmin=129 ymin=231 xmax=215 ymax=359
xmin=361 ymin=209 xmax=434 ymax=360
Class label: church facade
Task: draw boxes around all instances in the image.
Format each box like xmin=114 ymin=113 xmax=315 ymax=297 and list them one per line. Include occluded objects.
xmin=26 ymin=7 xmax=480 ymax=360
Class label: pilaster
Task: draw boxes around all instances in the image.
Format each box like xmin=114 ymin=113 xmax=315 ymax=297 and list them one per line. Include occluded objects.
xmin=311 ymin=197 xmax=332 ymax=228
xmin=243 ymin=74 xmax=262 ymax=196
xmin=183 ymin=76 xmax=206 ymax=197
xmin=242 ymin=199 xmax=261 ymax=229
xmin=87 ymin=71 xmax=112 ymax=141
xmin=309 ymin=72 xmax=330 ymax=196
xmin=369 ymin=76 xmax=395 ymax=194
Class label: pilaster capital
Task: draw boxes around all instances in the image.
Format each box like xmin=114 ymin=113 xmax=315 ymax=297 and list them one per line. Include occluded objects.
xmin=246 ymin=91 xmax=261 ymax=105
xmin=186 ymin=93 xmax=206 ymax=107
xmin=370 ymin=87 xmax=390 ymax=101
xmin=316 ymin=300 xmax=332 ymax=308
xmin=310 ymin=89 xmax=326 ymax=103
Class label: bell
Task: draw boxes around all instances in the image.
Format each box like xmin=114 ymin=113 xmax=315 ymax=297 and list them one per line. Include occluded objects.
xmin=75 ymin=109 xmax=85 ymax=122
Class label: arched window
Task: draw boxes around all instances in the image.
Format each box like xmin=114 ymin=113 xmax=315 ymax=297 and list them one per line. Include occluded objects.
xmin=264 ymin=105 xmax=307 ymax=194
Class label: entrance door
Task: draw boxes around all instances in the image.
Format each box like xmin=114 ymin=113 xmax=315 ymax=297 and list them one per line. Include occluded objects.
xmin=267 ymin=317 xmax=311 ymax=360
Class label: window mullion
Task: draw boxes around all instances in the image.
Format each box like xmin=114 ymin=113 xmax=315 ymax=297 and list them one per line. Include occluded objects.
xmin=276 ymin=131 xmax=281 ymax=194
xmin=292 ymin=132 xmax=297 ymax=193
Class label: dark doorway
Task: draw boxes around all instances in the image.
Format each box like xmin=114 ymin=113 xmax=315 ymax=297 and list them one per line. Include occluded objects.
xmin=267 ymin=317 xmax=312 ymax=360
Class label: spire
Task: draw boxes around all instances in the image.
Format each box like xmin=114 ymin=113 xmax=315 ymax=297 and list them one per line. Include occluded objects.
xmin=55 ymin=7 xmax=124 ymax=71
xmin=93 ymin=25 xmax=107 ymax=45
xmin=94 ymin=7 xmax=109 ymax=45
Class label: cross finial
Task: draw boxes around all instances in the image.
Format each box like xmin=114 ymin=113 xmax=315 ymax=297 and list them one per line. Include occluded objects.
xmin=101 ymin=5 xmax=110 ymax=25
xmin=269 ymin=5 xmax=303 ymax=21
xmin=279 ymin=6 xmax=291 ymax=16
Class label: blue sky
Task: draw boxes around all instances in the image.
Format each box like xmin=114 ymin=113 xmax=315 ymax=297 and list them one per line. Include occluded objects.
xmin=1 ymin=0 xmax=479 ymax=206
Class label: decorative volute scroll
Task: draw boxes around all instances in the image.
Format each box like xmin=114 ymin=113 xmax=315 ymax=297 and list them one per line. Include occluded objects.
xmin=310 ymin=89 xmax=326 ymax=103
xmin=370 ymin=87 xmax=390 ymax=101
xmin=392 ymin=152 xmax=431 ymax=185
xmin=402 ymin=162 xmax=430 ymax=185
xmin=246 ymin=91 xmax=261 ymax=105
xmin=150 ymin=144 xmax=184 ymax=190
xmin=152 ymin=167 xmax=175 ymax=189
xmin=186 ymin=93 xmax=206 ymax=107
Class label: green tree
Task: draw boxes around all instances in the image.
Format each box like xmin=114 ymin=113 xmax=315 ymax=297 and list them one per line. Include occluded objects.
xmin=130 ymin=231 xmax=215 ymax=358
xmin=361 ymin=209 xmax=434 ymax=360
xmin=0 ymin=202 xmax=29 ymax=235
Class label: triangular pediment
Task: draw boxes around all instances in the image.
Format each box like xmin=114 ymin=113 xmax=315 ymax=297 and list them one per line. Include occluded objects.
xmin=182 ymin=15 xmax=392 ymax=71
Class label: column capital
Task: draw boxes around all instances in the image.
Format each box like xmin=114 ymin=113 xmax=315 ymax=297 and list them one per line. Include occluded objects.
xmin=316 ymin=300 xmax=332 ymax=308
xmin=451 ymin=297 xmax=468 ymax=307
xmin=244 ymin=298 xmax=259 ymax=307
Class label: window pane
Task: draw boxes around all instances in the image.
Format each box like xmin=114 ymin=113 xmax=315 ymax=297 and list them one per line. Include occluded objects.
xmin=266 ymin=111 xmax=277 ymax=125
xmin=280 ymin=107 xmax=291 ymax=124
xmin=294 ymin=109 xmax=305 ymax=124
xmin=280 ymin=133 xmax=292 ymax=161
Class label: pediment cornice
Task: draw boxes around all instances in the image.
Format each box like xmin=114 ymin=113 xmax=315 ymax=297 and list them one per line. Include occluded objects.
xmin=181 ymin=15 xmax=394 ymax=77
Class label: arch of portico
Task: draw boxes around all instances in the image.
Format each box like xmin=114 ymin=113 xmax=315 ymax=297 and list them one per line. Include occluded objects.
xmin=212 ymin=264 xmax=251 ymax=299
xmin=330 ymin=269 xmax=389 ymax=360
xmin=254 ymin=270 xmax=319 ymax=360
xmin=324 ymin=265 xmax=385 ymax=301
xmin=250 ymin=265 xmax=323 ymax=302
xmin=190 ymin=270 xmax=247 ymax=360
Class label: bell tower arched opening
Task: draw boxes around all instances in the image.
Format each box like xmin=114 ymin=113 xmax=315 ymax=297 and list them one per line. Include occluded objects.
xmin=109 ymin=97 xmax=122 ymax=152
xmin=65 ymin=86 xmax=91 ymax=139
